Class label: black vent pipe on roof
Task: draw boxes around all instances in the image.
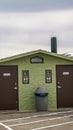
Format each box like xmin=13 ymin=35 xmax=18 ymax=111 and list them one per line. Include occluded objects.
xmin=51 ymin=37 xmax=57 ymax=53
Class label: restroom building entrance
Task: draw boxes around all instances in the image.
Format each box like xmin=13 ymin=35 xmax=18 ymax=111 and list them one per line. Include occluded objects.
xmin=0 ymin=66 xmax=18 ymax=110
xmin=56 ymin=65 xmax=73 ymax=108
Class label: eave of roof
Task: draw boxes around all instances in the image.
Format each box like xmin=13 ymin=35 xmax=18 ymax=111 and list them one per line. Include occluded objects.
xmin=0 ymin=49 xmax=73 ymax=63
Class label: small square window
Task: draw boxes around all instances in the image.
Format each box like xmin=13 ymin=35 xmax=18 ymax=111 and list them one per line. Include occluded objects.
xmin=22 ymin=70 xmax=29 ymax=84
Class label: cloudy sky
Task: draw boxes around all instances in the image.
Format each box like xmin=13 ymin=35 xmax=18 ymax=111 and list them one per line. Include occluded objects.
xmin=0 ymin=0 xmax=73 ymax=58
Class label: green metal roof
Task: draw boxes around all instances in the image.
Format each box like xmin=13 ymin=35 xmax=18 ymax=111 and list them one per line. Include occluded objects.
xmin=0 ymin=49 xmax=73 ymax=63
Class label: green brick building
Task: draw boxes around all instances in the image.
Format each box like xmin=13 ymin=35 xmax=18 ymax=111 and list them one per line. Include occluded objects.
xmin=0 ymin=49 xmax=73 ymax=111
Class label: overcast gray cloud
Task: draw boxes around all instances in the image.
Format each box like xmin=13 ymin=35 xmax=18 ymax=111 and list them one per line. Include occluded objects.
xmin=0 ymin=0 xmax=73 ymax=58
xmin=0 ymin=0 xmax=73 ymax=11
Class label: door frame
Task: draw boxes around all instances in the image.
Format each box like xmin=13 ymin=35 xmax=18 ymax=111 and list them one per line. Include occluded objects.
xmin=56 ymin=64 xmax=73 ymax=108
xmin=0 ymin=65 xmax=19 ymax=110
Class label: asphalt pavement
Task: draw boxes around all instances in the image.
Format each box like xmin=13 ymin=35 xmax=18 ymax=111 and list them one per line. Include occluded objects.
xmin=0 ymin=109 xmax=73 ymax=130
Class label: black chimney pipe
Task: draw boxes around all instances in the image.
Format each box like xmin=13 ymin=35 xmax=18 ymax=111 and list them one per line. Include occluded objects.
xmin=51 ymin=37 xmax=57 ymax=53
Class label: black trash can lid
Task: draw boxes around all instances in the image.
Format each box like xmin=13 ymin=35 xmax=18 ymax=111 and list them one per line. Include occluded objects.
xmin=35 ymin=87 xmax=48 ymax=95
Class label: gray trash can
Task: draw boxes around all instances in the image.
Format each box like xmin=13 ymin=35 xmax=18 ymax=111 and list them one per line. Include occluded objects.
xmin=35 ymin=87 xmax=48 ymax=111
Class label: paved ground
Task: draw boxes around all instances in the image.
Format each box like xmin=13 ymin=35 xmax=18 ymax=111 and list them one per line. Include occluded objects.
xmin=0 ymin=109 xmax=73 ymax=130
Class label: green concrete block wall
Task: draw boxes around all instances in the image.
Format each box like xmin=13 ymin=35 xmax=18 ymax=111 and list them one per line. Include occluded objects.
xmin=0 ymin=53 xmax=73 ymax=111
